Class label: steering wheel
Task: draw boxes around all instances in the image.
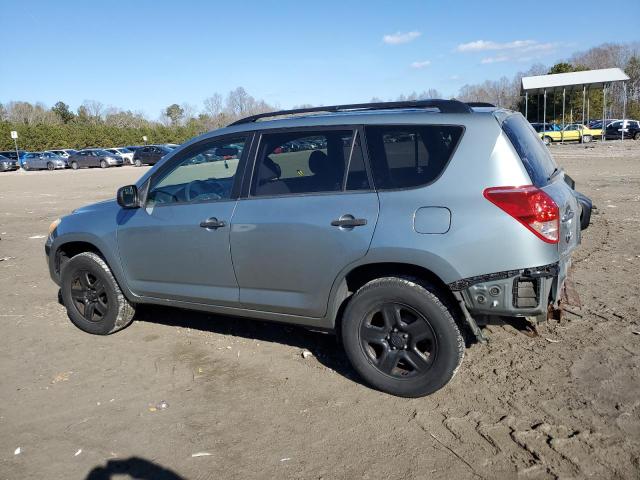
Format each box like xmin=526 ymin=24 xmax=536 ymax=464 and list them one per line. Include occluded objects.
xmin=185 ymin=179 xmax=225 ymax=202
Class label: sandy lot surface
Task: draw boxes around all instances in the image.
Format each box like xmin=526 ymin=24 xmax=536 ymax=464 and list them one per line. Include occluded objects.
xmin=1 ymin=141 xmax=639 ymax=479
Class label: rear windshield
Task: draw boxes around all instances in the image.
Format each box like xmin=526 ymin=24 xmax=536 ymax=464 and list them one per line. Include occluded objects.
xmin=502 ymin=114 xmax=557 ymax=187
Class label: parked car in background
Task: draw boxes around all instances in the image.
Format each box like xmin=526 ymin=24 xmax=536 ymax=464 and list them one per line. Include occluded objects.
xmin=539 ymin=123 xmax=601 ymax=145
xmin=588 ymin=119 xmax=617 ymax=129
xmin=125 ymin=145 xmax=144 ymax=153
xmin=603 ymin=119 xmax=640 ymax=140
xmin=0 ymin=150 xmax=28 ymax=167
xmin=132 ymin=145 xmax=173 ymax=166
xmin=23 ymin=151 xmax=67 ymax=170
xmin=46 ymin=100 xmax=588 ymax=397
xmin=67 ymin=149 xmax=124 ymax=169
xmin=48 ymin=149 xmax=78 ymax=159
xmin=105 ymin=148 xmax=134 ymax=164
xmin=0 ymin=154 xmax=19 ymax=172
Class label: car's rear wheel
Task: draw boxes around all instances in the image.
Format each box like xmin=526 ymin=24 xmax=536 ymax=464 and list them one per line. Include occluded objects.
xmin=47 ymin=162 xmax=54 ymax=170
xmin=23 ymin=163 xmax=29 ymax=171
xmin=634 ymin=132 xmax=640 ymax=140
xmin=543 ymin=136 xmax=552 ymax=145
xmin=341 ymin=277 xmax=464 ymax=397
xmin=60 ymin=252 xmax=135 ymax=335
xmin=71 ymin=161 xmax=79 ymax=170
xmin=582 ymin=135 xmax=592 ymax=143
xmin=100 ymin=160 xmax=108 ymax=169
xmin=134 ymin=159 xmax=142 ymax=167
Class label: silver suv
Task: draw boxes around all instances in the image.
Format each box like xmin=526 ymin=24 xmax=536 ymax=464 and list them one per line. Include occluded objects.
xmin=45 ymin=100 xmax=588 ymax=397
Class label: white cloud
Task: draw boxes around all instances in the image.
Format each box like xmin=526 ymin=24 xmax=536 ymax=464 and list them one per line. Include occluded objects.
xmin=480 ymin=56 xmax=510 ymax=64
xmin=410 ymin=60 xmax=431 ymax=69
xmin=383 ymin=31 xmax=421 ymax=45
xmin=457 ymin=40 xmax=537 ymax=52
xmin=457 ymin=39 xmax=556 ymax=55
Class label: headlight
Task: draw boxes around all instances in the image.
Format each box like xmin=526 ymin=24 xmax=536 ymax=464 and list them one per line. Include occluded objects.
xmin=49 ymin=218 xmax=61 ymax=235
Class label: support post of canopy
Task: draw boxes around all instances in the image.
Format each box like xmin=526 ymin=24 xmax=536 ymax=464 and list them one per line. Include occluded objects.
xmin=525 ymin=91 xmax=528 ymax=120
xmin=602 ymin=84 xmax=606 ymax=142
xmin=622 ymin=82 xmax=627 ymax=141
xmin=561 ymin=88 xmax=566 ymax=144
xmin=542 ymin=89 xmax=547 ymax=137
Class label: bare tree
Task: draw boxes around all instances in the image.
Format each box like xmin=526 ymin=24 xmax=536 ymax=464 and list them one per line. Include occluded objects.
xmin=203 ymin=94 xmax=223 ymax=117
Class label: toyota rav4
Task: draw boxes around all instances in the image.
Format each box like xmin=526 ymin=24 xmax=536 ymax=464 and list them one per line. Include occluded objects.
xmin=46 ymin=100 xmax=589 ymax=397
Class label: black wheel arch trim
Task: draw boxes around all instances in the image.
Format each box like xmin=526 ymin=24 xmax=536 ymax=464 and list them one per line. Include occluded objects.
xmin=47 ymin=233 xmax=138 ymax=304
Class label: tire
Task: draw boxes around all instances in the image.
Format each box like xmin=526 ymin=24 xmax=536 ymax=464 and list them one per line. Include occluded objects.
xmin=23 ymin=163 xmax=29 ymax=171
xmin=71 ymin=161 xmax=79 ymax=170
xmin=634 ymin=132 xmax=640 ymax=141
xmin=341 ymin=277 xmax=464 ymax=397
xmin=134 ymin=159 xmax=142 ymax=167
xmin=582 ymin=135 xmax=592 ymax=143
xmin=60 ymin=252 xmax=135 ymax=335
xmin=543 ymin=136 xmax=552 ymax=145
xmin=100 ymin=160 xmax=108 ymax=169
xmin=47 ymin=162 xmax=54 ymax=171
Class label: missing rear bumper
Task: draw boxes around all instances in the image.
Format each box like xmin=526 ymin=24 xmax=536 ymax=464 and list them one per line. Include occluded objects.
xmin=449 ymin=263 xmax=559 ymax=317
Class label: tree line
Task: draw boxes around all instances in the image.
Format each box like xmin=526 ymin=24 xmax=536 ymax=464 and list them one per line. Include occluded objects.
xmin=2 ymin=42 xmax=639 ymax=151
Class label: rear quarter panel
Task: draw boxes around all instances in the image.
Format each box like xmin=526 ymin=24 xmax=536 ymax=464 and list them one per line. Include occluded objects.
xmin=367 ymin=115 xmax=560 ymax=284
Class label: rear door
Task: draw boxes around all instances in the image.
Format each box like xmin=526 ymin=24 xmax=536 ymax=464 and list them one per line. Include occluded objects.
xmin=230 ymin=127 xmax=378 ymax=317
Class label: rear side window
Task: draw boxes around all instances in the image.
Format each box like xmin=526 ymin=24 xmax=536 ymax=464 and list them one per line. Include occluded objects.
xmin=365 ymin=125 xmax=463 ymax=190
xmin=252 ymin=129 xmax=367 ymax=196
xmin=502 ymin=114 xmax=557 ymax=187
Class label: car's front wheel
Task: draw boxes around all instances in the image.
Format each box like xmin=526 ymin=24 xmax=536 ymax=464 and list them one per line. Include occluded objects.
xmin=543 ymin=136 xmax=552 ymax=145
xmin=134 ymin=159 xmax=142 ymax=167
xmin=100 ymin=160 xmax=108 ymax=169
xmin=60 ymin=252 xmax=135 ymax=335
xmin=341 ymin=277 xmax=464 ymax=397
xmin=582 ymin=135 xmax=592 ymax=143
xmin=70 ymin=161 xmax=79 ymax=170
xmin=634 ymin=132 xmax=640 ymax=140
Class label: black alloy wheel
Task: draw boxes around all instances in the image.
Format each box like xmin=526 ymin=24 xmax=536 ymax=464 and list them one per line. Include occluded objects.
xmin=69 ymin=270 xmax=109 ymax=323
xmin=360 ymin=302 xmax=437 ymax=378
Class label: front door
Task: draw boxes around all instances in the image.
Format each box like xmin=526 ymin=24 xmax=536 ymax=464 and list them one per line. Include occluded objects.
xmin=231 ymin=127 xmax=378 ymax=317
xmin=117 ymin=134 xmax=250 ymax=306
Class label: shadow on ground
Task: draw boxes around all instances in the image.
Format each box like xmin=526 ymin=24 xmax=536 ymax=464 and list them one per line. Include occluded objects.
xmin=85 ymin=457 xmax=185 ymax=480
xmin=135 ymin=305 xmax=361 ymax=383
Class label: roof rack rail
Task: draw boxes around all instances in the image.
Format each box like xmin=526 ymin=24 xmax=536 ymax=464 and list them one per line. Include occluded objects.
xmin=228 ymin=99 xmax=473 ymax=126
xmin=466 ymin=102 xmax=496 ymax=107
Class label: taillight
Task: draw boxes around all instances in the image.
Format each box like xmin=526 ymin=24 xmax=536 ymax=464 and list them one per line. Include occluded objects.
xmin=483 ymin=185 xmax=559 ymax=244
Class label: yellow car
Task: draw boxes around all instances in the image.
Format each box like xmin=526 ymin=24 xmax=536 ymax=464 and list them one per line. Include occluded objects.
xmin=539 ymin=124 xmax=602 ymax=145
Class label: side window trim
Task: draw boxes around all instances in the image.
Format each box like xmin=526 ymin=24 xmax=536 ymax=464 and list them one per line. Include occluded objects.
xmin=145 ymin=132 xmax=253 ymax=207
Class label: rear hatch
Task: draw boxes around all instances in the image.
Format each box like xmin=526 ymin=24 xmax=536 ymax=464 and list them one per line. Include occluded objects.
xmin=499 ymin=113 xmax=580 ymax=288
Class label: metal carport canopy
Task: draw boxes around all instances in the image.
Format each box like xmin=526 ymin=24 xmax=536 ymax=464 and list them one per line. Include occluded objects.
xmin=521 ymin=68 xmax=629 ymax=93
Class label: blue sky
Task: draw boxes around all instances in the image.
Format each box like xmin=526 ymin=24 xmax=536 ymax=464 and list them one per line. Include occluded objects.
xmin=1 ymin=0 xmax=638 ymax=119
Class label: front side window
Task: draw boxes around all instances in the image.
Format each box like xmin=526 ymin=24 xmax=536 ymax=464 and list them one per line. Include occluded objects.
xmin=252 ymin=129 xmax=366 ymax=196
xmin=146 ymin=136 xmax=246 ymax=206
xmin=365 ymin=124 xmax=464 ymax=190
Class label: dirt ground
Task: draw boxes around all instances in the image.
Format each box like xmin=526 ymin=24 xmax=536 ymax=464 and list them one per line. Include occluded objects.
xmin=1 ymin=141 xmax=639 ymax=480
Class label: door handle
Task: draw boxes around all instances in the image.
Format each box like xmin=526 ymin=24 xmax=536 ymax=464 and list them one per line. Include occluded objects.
xmin=331 ymin=214 xmax=367 ymax=228
xmin=200 ymin=217 xmax=226 ymax=229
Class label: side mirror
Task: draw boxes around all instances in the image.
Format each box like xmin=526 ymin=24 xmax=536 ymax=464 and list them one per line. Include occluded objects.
xmin=117 ymin=185 xmax=140 ymax=209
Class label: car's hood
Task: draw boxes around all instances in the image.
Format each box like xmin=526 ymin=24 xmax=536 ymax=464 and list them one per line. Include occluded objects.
xmin=72 ymin=199 xmax=117 ymax=215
